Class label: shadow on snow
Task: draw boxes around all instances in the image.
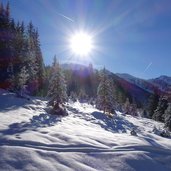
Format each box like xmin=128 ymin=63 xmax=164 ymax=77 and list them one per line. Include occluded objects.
xmin=90 ymin=111 xmax=137 ymax=133
xmin=0 ymin=113 xmax=61 ymax=136
xmin=0 ymin=92 xmax=32 ymax=112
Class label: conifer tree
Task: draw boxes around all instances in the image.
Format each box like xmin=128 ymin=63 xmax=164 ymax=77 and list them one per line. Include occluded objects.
xmin=0 ymin=2 xmax=12 ymax=87
xmin=153 ymin=97 xmax=168 ymax=122
xmin=97 ymin=68 xmax=115 ymax=114
xmin=164 ymin=103 xmax=171 ymax=131
xmin=70 ymin=91 xmax=77 ymax=102
xmin=25 ymin=22 xmax=45 ymax=94
xmin=79 ymin=88 xmax=86 ymax=102
xmin=33 ymin=29 xmax=45 ymax=94
xmin=26 ymin=22 xmax=38 ymax=92
xmin=17 ymin=66 xmax=29 ymax=95
xmin=130 ymin=103 xmax=137 ymax=116
xmin=124 ymin=98 xmax=131 ymax=114
xmin=147 ymin=93 xmax=159 ymax=118
xmin=48 ymin=60 xmax=67 ymax=107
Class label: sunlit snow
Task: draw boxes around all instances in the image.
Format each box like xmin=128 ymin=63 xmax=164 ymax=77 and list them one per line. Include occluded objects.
xmin=0 ymin=89 xmax=171 ymax=171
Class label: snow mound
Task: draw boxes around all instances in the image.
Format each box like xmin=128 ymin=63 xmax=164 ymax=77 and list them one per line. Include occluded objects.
xmin=0 ymin=90 xmax=171 ymax=171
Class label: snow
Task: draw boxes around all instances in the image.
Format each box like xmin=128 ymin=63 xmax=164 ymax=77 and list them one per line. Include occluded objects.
xmin=0 ymin=89 xmax=171 ymax=171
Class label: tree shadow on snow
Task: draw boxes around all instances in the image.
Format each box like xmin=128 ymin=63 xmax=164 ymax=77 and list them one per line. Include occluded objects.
xmin=142 ymin=133 xmax=169 ymax=149
xmin=0 ymin=92 xmax=32 ymax=112
xmin=0 ymin=113 xmax=61 ymax=136
xmin=91 ymin=111 xmax=137 ymax=133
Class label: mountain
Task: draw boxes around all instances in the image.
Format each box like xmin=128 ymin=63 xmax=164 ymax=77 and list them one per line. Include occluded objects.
xmin=149 ymin=75 xmax=171 ymax=92
xmin=107 ymin=72 xmax=151 ymax=106
xmin=0 ymin=89 xmax=171 ymax=171
xmin=116 ymin=73 xmax=171 ymax=97
xmin=116 ymin=73 xmax=158 ymax=93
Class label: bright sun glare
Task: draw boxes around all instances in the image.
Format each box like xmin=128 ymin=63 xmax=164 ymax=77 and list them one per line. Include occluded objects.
xmin=69 ymin=32 xmax=93 ymax=56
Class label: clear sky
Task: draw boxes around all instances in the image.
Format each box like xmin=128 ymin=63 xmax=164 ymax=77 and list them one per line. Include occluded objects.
xmin=2 ymin=0 xmax=171 ymax=79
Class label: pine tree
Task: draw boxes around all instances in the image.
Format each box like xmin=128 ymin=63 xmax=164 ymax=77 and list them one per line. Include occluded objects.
xmin=79 ymin=88 xmax=86 ymax=102
xmin=107 ymin=78 xmax=116 ymax=113
xmin=70 ymin=91 xmax=77 ymax=102
xmin=26 ymin=22 xmax=45 ymax=94
xmin=124 ymin=98 xmax=131 ymax=114
xmin=96 ymin=68 xmax=115 ymax=114
xmin=48 ymin=60 xmax=67 ymax=107
xmin=164 ymin=103 xmax=171 ymax=131
xmin=147 ymin=93 xmax=159 ymax=118
xmin=153 ymin=97 xmax=168 ymax=122
xmin=0 ymin=2 xmax=12 ymax=88
xmin=33 ymin=29 xmax=45 ymax=94
xmin=17 ymin=66 xmax=29 ymax=95
xmin=130 ymin=102 xmax=137 ymax=116
xmin=52 ymin=55 xmax=57 ymax=68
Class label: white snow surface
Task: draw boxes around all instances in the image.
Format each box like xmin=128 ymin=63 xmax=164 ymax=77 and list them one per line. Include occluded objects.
xmin=0 ymin=89 xmax=171 ymax=171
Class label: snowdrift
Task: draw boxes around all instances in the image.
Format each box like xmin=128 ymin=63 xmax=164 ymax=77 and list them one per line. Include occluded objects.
xmin=0 ymin=89 xmax=171 ymax=171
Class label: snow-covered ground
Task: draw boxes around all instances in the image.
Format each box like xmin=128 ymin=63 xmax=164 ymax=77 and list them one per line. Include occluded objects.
xmin=0 ymin=89 xmax=171 ymax=171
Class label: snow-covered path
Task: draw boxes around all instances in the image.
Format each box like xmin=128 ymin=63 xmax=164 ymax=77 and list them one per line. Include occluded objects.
xmin=0 ymin=90 xmax=171 ymax=171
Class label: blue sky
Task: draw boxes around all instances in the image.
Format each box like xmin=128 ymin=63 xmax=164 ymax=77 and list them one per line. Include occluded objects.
xmin=2 ymin=0 xmax=171 ymax=79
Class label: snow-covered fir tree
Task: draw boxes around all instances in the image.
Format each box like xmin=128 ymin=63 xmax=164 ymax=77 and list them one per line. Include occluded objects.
xmin=48 ymin=60 xmax=67 ymax=107
xmin=164 ymin=103 xmax=171 ymax=131
xmin=147 ymin=92 xmax=159 ymax=118
xmin=79 ymin=88 xmax=87 ymax=102
xmin=69 ymin=91 xmax=77 ymax=102
xmin=96 ymin=68 xmax=115 ymax=114
xmin=152 ymin=97 xmax=168 ymax=122
xmin=123 ymin=98 xmax=131 ymax=114
xmin=130 ymin=103 xmax=137 ymax=116
xmin=17 ymin=66 xmax=29 ymax=96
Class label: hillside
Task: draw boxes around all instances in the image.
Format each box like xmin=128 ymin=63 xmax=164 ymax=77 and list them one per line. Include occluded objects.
xmin=149 ymin=75 xmax=171 ymax=92
xmin=117 ymin=73 xmax=171 ymax=96
xmin=0 ymin=89 xmax=171 ymax=171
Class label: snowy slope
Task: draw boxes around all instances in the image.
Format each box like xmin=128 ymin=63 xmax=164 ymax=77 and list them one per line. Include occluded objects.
xmin=0 ymin=89 xmax=171 ymax=171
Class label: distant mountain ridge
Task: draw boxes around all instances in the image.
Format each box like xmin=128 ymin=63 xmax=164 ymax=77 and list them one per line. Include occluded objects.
xmin=116 ymin=73 xmax=156 ymax=93
xmin=62 ymin=63 xmax=171 ymax=105
xmin=117 ymin=73 xmax=171 ymax=94
xmin=149 ymin=75 xmax=171 ymax=92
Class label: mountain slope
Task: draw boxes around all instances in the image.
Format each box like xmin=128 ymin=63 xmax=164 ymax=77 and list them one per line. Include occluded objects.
xmin=116 ymin=73 xmax=161 ymax=93
xmin=0 ymin=90 xmax=171 ymax=171
xmin=109 ymin=72 xmax=152 ymax=106
xmin=149 ymin=75 xmax=171 ymax=92
xmin=116 ymin=73 xmax=171 ymax=99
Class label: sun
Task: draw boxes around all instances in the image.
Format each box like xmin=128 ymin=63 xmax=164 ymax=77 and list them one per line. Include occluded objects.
xmin=69 ymin=31 xmax=93 ymax=56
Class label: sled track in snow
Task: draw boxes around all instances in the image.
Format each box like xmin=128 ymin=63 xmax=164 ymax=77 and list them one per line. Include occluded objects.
xmin=0 ymin=139 xmax=171 ymax=155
